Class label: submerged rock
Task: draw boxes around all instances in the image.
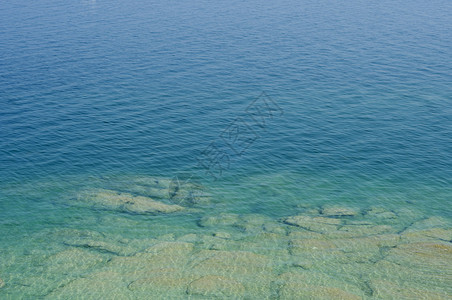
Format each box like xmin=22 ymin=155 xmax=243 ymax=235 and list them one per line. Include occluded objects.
xmin=239 ymin=214 xmax=271 ymax=225
xmin=200 ymin=213 xmax=282 ymax=234
xmin=305 ymin=208 xmax=322 ymax=215
xmin=44 ymin=248 xmax=105 ymax=274
xmin=191 ymin=250 xmax=272 ymax=276
xmin=143 ymin=241 xmax=194 ymax=255
xmin=168 ymin=183 xmax=211 ymax=206
xmin=233 ymin=214 xmax=272 ymax=233
xmin=177 ymin=233 xmax=199 ymax=243
xmin=375 ymin=211 xmax=398 ymax=220
xmin=284 ymin=215 xmax=341 ymax=233
xmin=278 ymin=283 xmax=363 ymax=300
xmin=156 ymin=233 xmax=175 ymax=241
xmin=369 ymin=244 xmax=452 ymax=296
xmin=50 ymin=228 xmax=105 ymax=241
xmin=321 ymin=205 xmax=359 ymax=217
xmin=288 ymin=229 xmax=324 ymax=240
xmin=364 ymin=206 xmax=397 ymax=220
xmin=289 ymin=239 xmax=337 ymax=254
xmin=369 ymin=279 xmax=448 ymax=300
xmin=395 ymin=207 xmax=425 ymax=221
xmin=365 ymin=206 xmax=388 ymax=215
xmin=334 ymin=234 xmax=400 ymax=250
xmin=263 ymin=222 xmax=287 ymax=235
xmin=108 ymin=241 xmax=194 ymax=277
xmin=288 ymin=232 xmax=401 ymax=266
xmin=236 ymin=232 xmax=290 ymax=258
xmin=46 ymin=271 xmax=131 ymax=299
xmin=53 ymin=228 xmax=138 ymax=256
xmin=199 ymin=234 xmax=231 ymax=251
xmin=213 ymin=232 xmax=231 ymax=239
xmin=334 ymin=234 xmax=400 ymax=263
xmin=188 ymin=250 xmax=275 ymax=298
xmin=384 ymin=241 xmax=452 ymax=271
xmin=63 ymin=239 xmax=135 ymax=256
xmin=107 ymin=175 xmax=211 ymax=206
xmin=81 ymin=189 xmax=184 ymax=214
xmin=334 ymin=224 xmax=393 ymax=238
xmin=405 ymin=216 xmax=451 ymax=232
xmin=401 ymin=227 xmax=452 ymax=243
xmin=128 ymin=271 xmax=197 ymax=298
xmin=109 ymin=176 xmax=171 ymax=198
xmin=199 ymin=213 xmax=240 ymax=227
xmin=187 ymin=275 xmax=245 ymax=298
xmin=275 ymin=272 xmax=364 ymax=300
xmin=370 ymin=260 xmax=452 ymax=295
xmin=288 ymin=241 xmax=351 ymax=267
xmin=0 ymin=278 xmax=4 ymax=288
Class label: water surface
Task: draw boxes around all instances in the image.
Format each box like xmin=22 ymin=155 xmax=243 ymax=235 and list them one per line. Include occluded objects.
xmin=0 ymin=0 xmax=451 ymax=298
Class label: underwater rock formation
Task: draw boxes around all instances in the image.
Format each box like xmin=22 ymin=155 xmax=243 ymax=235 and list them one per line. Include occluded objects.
xmin=199 ymin=213 xmax=240 ymax=227
xmin=44 ymin=248 xmax=105 ymax=274
xmin=80 ymin=189 xmax=184 ymax=214
xmin=6 ymin=204 xmax=450 ymax=299
xmin=112 ymin=175 xmax=211 ymax=206
xmin=187 ymin=275 xmax=245 ymax=298
xmin=284 ymin=215 xmax=342 ymax=233
xmin=321 ymin=205 xmax=359 ymax=217
xmin=275 ymin=272 xmax=364 ymax=300
xmin=63 ymin=239 xmax=136 ymax=256
xmin=369 ymin=279 xmax=448 ymax=300
xmin=46 ymin=271 xmax=130 ymax=299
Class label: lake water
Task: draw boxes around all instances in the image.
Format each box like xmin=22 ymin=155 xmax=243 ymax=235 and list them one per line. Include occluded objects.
xmin=0 ymin=0 xmax=451 ymax=298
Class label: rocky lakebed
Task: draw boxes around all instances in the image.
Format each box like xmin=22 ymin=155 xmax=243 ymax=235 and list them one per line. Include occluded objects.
xmin=1 ymin=176 xmax=451 ymax=299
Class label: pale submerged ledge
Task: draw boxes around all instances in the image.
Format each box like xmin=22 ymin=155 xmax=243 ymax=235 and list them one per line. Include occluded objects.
xmin=6 ymin=200 xmax=450 ymax=299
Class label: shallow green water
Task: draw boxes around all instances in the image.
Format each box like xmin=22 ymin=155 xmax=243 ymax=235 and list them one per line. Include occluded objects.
xmin=0 ymin=172 xmax=451 ymax=298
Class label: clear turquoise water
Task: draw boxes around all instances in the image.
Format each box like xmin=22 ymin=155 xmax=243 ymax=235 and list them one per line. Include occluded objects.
xmin=0 ymin=0 xmax=451 ymax=298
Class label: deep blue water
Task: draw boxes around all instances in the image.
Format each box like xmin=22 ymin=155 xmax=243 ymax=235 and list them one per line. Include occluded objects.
xmin=0 ymin=0 xmax=451 ymax=297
